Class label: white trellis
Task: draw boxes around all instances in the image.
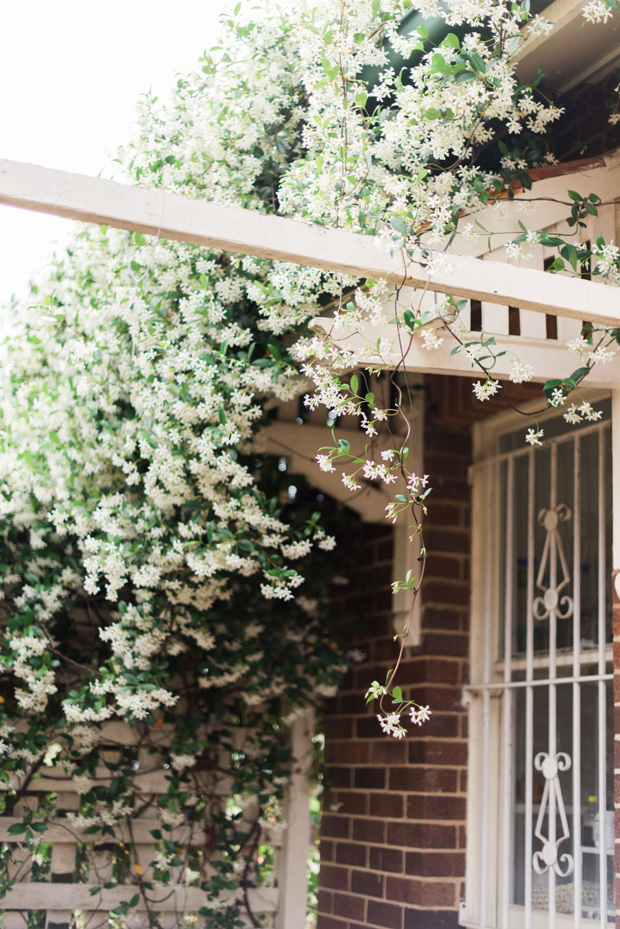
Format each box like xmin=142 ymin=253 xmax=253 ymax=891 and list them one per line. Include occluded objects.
xmin=0 ymin=716 xmax=313 ymax=929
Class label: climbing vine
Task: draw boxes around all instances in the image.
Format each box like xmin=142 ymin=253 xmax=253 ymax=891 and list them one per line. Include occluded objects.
xmin=0 ymin=0 xmax=619 ymax=922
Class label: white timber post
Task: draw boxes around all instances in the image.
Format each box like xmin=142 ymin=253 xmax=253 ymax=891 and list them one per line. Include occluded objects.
xmin=612 ymin=388 xmax=620 ymax=578
xmin=275 ymin=709 xmax=314 ymax=929
xmin=611 ymin=387 xmax=620 ymax=911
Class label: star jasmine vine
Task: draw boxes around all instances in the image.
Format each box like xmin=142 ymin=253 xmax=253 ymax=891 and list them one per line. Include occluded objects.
xmin=0 ymin=0 xmax=619 ymax=921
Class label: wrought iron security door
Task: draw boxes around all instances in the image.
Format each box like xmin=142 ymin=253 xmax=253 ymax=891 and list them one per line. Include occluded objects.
xmin=463 ymin=414 xmax=613 ymax=929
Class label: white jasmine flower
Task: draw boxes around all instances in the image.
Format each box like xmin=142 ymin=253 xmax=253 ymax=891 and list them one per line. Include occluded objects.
xmin=509 ymin=361 xmax=534 ymax=384
xmin=473 ymin=379 xmax=501 ymax=401
xmin=526 ymin=428 xmax=544 ymax=446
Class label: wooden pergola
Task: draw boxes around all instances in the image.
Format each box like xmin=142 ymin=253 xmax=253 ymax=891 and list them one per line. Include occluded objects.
xmin=2 ymin=156 xmax=620 ymax=575
xmin=1 ymin=158 xmax=620 ymax=329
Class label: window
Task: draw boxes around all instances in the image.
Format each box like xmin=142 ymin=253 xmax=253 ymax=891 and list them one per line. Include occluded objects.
xmin=462 ymin=404 xmax=614 ymax=929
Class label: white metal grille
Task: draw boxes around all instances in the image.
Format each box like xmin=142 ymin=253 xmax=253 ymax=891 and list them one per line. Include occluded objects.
xmin=463 ymin=416 xmax=613 ymax=929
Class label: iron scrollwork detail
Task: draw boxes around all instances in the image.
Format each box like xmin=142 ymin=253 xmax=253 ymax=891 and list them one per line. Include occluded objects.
xmin=532 ymin=504 xmax=573 ymax=622
xmin=533 ymin=751 xmax=574 ymax=877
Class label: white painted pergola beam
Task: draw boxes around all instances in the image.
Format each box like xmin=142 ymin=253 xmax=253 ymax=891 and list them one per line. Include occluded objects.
xmin=2 ymin=158 xmax=620 ymax=327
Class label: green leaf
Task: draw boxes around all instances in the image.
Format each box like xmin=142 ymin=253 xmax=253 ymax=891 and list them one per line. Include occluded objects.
xmin=424 ymin=107 xmax=441 ymax=120
xmin=395 ymin=494 xmax=408 ymax=504
xmin=431 ymin=53 xmax=451 ymax=75
xmin=7 ymin=823 xmax=27 ymax=835
xmin=455 ymin=70 xmax=477 ymax=84
xmin=469 ymin=52 xmax=486 ymax=73
xmin=569 ymin=366 xmax=590 ymax=383
xmin=391 ymin=685 xmax=403 ymax=703
xmin=350 ymin=374 xmax=359 ymax=395
xmin=390 ymin=216 xmax=407 ymax=236
xmin=568 ymin=190 xmax=581 ymax=201
xmin=355 ymin=91 xmax=368 ymax=109
xmin=441 ymin=32 xmax=460 ymax=48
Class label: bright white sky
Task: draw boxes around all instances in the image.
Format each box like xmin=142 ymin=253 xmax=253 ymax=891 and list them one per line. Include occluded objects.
xmin=0 ymin=0 xmax=232 ymax=310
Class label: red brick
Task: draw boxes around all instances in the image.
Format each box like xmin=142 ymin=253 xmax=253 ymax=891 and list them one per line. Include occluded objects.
xmin=386 ymin=877 xmax=456 ymax=907
xmin=407 ymin=687 xmax=464 ymax=712
xmin=326 ymin=741 xmax=371 ymax=764
xmin=335 ymin=842 xmax=367 ymax=868
xmin=423 ymin=632 xmax=469 ymax=658
xmin=316 ymin=916 xmax=348 ymax=929
xmin=367 ymin=900 xmax=404 ymax=929
xmin=324 ymin=717 xmax=354 ymax=739
xmin=410 ymin=711 xmax=462 ymax=740
xmin=387 ymin=822 xmax=457 ymax=849
xmin=334 ymin=791 xmax=367 ymax=816
xmin=399 ymin=658 xmax=462 ymax=686
xmin=357 ymin=715 xmax=387 ymax=738
xmin=405 ymin=851 xmax=465 ymax=878
xmin=333 ymin=892 xmax=366 ymax=921
xmin=425 ymin=553 xmax=463 ymax=579
xmin=355 ymin=767 xmax=386 ymax=789
xmin=425 ymin=502 xmax=464 ymax=527
xmin=420 ymin=606 xmax=463 ymax=632
xmin=321 ymin=840 xmax=334 ymax=862
xmin=425 ymin=429 xmax=470 ymax=455
xmin=318 ymin=890 xmax=333 ymax=914
xmin=369 ymin=846 xmax=404 ymax=873
xmin=423 ymin=452 xmax=468 ymax=479
xmin=369 ymin=792 xmax=404 ymax=818
xmin=422 ymin=583 xmax=470 ymax=609
xmin=371 ymin=739 xmax=408 ymax=765
xmin=408 ymin=740 xmax=468 ymax=766
xmin=406 ymin=795 xmax=466 ymax=822
xmin=390 ymin=766 xmax=458 ymax=793
xmin=353 ymin=817 xmax=385 ymax=843
xmin=404 ymin=909 xmax=460 ymax=929
xmin=351 ymin=869 xmax=384 ymax=898
xmin=319 ymin=864 xmax=349 ymax=891
xmin=325 ymin=766 xmax=352 ymax=789
xmin=423 ymin=529 xmax=469 ymax=555
xmin=321 ymin=815 xmax=350 ymax=839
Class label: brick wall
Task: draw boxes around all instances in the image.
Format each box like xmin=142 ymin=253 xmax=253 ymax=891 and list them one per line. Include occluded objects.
xmin=316 ymin=375 xmax=477 ymax=929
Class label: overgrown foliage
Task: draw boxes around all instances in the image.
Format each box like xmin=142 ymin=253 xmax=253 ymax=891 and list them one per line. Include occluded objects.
xmin=0 ymin=0 xmax=619 ymax=923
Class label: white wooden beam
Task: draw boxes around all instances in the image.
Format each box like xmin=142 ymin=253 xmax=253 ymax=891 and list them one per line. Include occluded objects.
xmin=312 ymin=319 xmax=620 ymax=386
xmin=2 ymin=158 xmax=620 ymax=327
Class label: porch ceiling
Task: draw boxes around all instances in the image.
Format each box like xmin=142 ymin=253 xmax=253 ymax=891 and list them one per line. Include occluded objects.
xmin=515 ymin=0 xmax=620 ymax=92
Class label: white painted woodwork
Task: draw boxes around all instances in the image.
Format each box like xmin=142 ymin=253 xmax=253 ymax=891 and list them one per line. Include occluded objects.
xmin=2 ymin=158 xmax=620 ymax=327
xmin=311 ymin=317 xmax=620 ymax=387
xmin=515 ymin=0 xmax=620 ymax=92
xmin=0 ymin=883 xmax=278 ymax=912
xmin=274 ymin=712 xmax=313 ymax=929
xmin=612 ymin=389 xmax=620 ymax=577
xmin=0 ymin=719 xmax=308 ymax=928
